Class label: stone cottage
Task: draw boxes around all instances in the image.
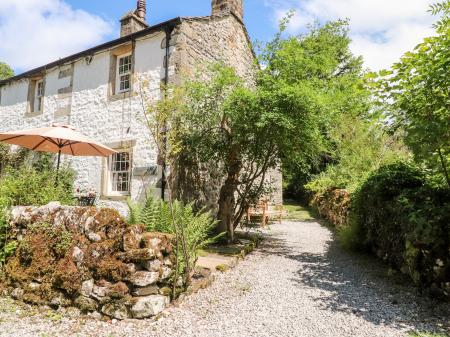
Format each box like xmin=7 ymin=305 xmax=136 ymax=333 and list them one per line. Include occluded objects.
xmin=0 ymin=0 xmax=282 ymax=214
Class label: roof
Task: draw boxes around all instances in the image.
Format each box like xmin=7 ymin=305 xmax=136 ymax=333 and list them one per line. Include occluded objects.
xmin=0 ymin=17 xmax=182 ymax=86
xmin=0 ymin=13 xmax=255 ymax=86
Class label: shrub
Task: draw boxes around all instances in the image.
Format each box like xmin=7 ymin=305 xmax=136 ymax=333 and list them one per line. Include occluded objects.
xmin=0 ymin=166 xmax=75 ymax=268
xmin=128 ymin=197 xmax=221 ymax=286
xmin=351 ymin=162 xmax=450 ymax=294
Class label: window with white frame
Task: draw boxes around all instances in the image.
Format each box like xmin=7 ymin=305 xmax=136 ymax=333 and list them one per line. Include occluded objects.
xmin=116 ymin=54 xmax=132 ymax=94
xmin=108 ymin=151 xmax=132 ymax=194
xmin=34 ymin=80 xmax=44 ymax=112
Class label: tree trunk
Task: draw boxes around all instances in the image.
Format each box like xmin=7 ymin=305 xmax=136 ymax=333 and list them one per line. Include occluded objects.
xmin=438 ymin=148 xmax=450 ymax=188
xmin=217 ymin=176 xmax=237 ymax=242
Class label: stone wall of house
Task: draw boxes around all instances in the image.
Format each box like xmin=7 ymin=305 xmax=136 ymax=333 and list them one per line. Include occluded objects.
xmin=167 ymin=15 xmax=283 ymax=209
xmin=2 ymin=203 xmax=175 ymax=319
xmin=171 ymin=15 xmax=256 ymax=83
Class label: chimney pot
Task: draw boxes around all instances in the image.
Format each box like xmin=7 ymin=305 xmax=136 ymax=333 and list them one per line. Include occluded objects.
xmin=136 ymin=0 xmax=147 ymax=20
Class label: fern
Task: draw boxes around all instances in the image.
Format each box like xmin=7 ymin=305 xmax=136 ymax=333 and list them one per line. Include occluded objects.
xmin=126 ymin=198 xmax=142 ymax=224
xmin=127 ymin=195 xmax=221 ymax=284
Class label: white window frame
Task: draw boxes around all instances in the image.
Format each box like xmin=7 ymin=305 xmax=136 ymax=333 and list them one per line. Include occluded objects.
xmin=34 ymin=80 xmax=44 ymax=112
xmin=116 ymin=53 xmax=132 ymax=94
xmin=105 ymin=150 xmax=132 ymax=196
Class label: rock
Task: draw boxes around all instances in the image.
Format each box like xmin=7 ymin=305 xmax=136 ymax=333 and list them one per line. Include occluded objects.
xmin=131 ymin=295 xmax=169 ymax=318
xmin=159 ymin=287 xmax=172 ymax=296
xmin=101 ymin=303 xmax=129 ymax=320
xmin=88 ymin=311 xmax=102 ymax=319
xmin=41 ymin=202 xmax=61 ymax=214
xmin=50 ymin=293 xmax=71 ymax=308
xmin=75 ymin=296 xmax=98 ymax=312
xmin=92 ymin=284 xmax=108 ymax=301
xmin=130 ymin=271 xmax=159 ymax=287
xmin=87 ymin=232 xmax=102 ymax=242
xmin=160 ymin=266 xmax=172 ymax=280
xmin=141 ymin=235 xmax=162 ymax=250
xmin=27 ymin=282 xmax=41 ymax=291
xmin=84 ymin=216 xmax=95 ymax=232
xmin=141 ymin=233 xmax=173 ymax=254
xmin=72 ymin=246 xmax=84 ymax=263
xmin=142 ymin=259 xmax=161 ymax=272
xmin=91 ymin=250 xmax=101 ymax=259
xmin=132 ymin=285 xmax=159 ymax=297
xmin=11 ymin=288 xmax=24 ymax=300
xmin=126 ymin=263 xmax=137 ymax=274
xmin=65 ymin=307 xmax=81 ymax=318
xmin=163 ymin=257 xmax=173 ymax=267
xmin=119 ymin=248 xmax=156 ymax=262
xmin=81 ymin=279 xmax=94 ymax=297
xmin=107 ymin=282 xmax=129 ymax=298
xmin=123 ymin=226 xmax=143 ymax=251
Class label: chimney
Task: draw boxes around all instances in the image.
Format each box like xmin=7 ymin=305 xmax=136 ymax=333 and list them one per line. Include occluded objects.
xmin=120 ymin=0 xmax=149 ymax=37
xmin=211 ymin=0 xmax=244 ymax=21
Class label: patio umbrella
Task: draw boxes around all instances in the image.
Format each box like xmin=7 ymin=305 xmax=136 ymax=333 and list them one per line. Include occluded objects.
xmin=0 ymin=124 xmax=117 ymax=185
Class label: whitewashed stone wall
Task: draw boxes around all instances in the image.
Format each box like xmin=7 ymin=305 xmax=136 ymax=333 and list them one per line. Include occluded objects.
xmin=0 ymin=32 xmax=167 ymax=215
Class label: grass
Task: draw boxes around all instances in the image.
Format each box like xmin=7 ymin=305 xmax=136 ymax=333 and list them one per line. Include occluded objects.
xmin=283 ymin=199 xmax=315 ymax=221
xmin=408 ymin=332 xmax=450 ymax=337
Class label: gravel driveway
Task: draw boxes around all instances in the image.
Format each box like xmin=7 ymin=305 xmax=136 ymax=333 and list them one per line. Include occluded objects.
xmin=0 ymin=220 xmax=448 ymax=337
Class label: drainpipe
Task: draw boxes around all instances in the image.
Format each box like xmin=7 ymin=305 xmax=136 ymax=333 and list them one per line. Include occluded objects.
xmin=160 ymin=26 xmax=173 ymax=200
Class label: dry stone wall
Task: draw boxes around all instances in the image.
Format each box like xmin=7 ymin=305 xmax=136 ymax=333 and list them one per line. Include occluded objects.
xmin=2 ymin=202 xmax=175 ymax=319
xmin=311 ymin=189 xmax=351 ymax=227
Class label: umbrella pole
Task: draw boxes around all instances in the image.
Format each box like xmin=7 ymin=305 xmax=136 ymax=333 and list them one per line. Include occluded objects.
xmin=55 ymin=149 xmax=61 ymax=187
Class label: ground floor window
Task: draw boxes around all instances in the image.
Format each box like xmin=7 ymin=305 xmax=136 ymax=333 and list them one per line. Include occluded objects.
xmin=108 ymin=151 xmax=132 ymax=194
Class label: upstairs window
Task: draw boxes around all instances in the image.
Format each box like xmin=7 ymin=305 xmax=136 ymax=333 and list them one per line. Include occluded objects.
xmin=27 ymin=77 xmax=45 ymax=115
xmin=116 ymin=54 xmax=132 ymax=94
xmin=35 ymin=80 xmax=44 ymax=112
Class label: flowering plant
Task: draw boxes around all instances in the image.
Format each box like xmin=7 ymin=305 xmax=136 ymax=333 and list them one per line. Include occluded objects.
xmin=75 ymin=186 xmax=97 ymax=198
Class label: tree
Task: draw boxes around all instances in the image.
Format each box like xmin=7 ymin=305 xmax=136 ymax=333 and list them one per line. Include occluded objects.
xmin=160 ymin=19 xmax=370 ymax=241
xmin=0 ymin=62 xmax=14 ymax=80
xmin=372 ymin=1 xmax=450 ymax=187
xmin=261 ymin=19 xmax=371 ymax=201
xmin=306 ymin=114 xmax=410 ymax=193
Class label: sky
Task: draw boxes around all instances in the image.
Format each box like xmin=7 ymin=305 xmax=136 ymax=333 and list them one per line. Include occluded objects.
xmin=0 ymin=0 xmax=438 ymax=75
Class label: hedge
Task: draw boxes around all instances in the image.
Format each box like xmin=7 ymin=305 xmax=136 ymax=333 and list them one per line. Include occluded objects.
xmin=352 ymin=163 xmax=450 ymax=297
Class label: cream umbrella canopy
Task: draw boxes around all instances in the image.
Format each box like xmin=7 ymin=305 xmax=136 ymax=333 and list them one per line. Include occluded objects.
xmin=0 ymin=124 xmax=117 ymax=184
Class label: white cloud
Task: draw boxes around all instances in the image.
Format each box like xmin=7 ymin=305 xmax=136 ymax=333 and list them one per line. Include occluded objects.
xmin=264 ymin=0 xmax=438 ymax=71
xmin=0 ymin=0 xmax=113 ymax=73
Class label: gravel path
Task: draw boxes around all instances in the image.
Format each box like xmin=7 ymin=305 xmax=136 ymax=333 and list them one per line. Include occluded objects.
xmin=0 ymin=220 xmax=448 ymax=337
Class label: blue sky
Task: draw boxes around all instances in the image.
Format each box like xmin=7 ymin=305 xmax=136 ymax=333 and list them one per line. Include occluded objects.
xmin=64 ymin=0 xmax=276 ymax=43
xmin=0 ymin=0 xmax=438 ymax=74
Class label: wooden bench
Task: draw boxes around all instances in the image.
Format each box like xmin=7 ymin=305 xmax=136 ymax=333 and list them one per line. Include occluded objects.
xmin=244 ymin=201 xmax=284 ymax=228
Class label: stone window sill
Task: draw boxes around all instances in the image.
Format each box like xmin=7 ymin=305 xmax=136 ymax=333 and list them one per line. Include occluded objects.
xmin=25 ymin=112 xmax=43 ymax=118
xmin=108 ymin=91 xmax=134 ymax=102
xmin=100 ymin=195 xmax=130 ymax=201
